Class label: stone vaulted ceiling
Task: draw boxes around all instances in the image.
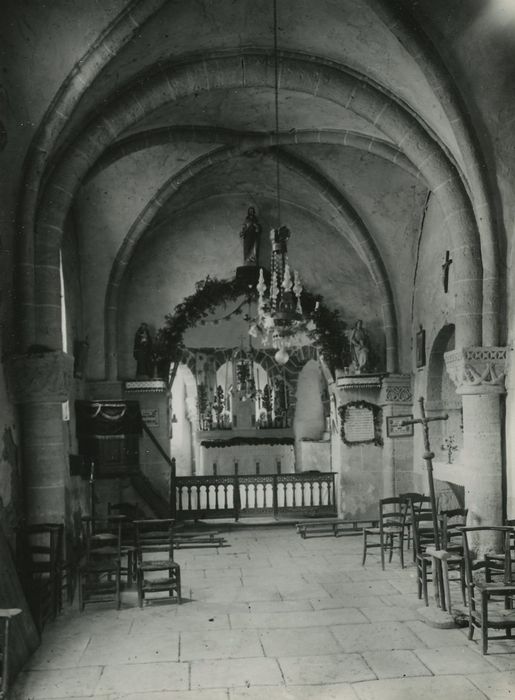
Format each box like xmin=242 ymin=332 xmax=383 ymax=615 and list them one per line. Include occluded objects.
xmin=6 ymin=0 xmax=502 ymax=378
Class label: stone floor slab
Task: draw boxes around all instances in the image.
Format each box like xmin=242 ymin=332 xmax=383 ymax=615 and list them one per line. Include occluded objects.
xmin=278 ymin=652 xmax=375 ymax=685
xmin=78 ymin=631 xmax=180 ymax=666
xmin=406 ymin=620 xmax=472 ymax=648
xmin=25 ymin=635 xmax=91 ymax=670
xmin=362 ymin=649 xmax=432 ymax=679
xmin=230 ymin=607 xmax=367 ymax=630
xmin=414 ymin=645 xmax=499 ymax=675
xmin=468 ymin=670 xmax=515 ymax=699
xmin=352 ymin=675 xmax=490 ymax=700
xmin=180 ymin=628 xmax=263 ymax=660
xmin=331 ymin=621 xmax=423 ymax=652
xmin=322 ymin=581 xmax=399 ymax=598
xmin=190 ymin=656 xmax=283 ymax=689
xmin=310 ymin=596 xmax=385 ymax=610
xmin=114 ymin=691 xmax=227 ymax=700
xmin=260 ymin=626 xmax=341 ymax=657
xmin=12 ymin=667 xmax=102 ymax=699
xmin=359 ymin=606 xmax=421 ymax=622
xmin=94 ymin=661 xmax=189 ymax=695
xmin=230 ymin=683 xmax=359 ymax=699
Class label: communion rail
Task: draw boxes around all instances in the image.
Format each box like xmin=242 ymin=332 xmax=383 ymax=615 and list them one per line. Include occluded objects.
xmin=172 ymin=472 xmax=337 ymax=521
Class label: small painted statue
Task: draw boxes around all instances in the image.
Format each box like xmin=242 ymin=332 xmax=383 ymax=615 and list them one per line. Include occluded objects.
xmin=240 ymin=206 xmax=261 ymax=265
xmin=133 ymin=322 xmax=153 ymax=378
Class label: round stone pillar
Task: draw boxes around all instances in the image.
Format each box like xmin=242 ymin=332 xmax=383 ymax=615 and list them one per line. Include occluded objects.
xmin=445 ymin=347 xmax=509 ymax=528
xmin=9 ymin=351 xmax=73 ymax=524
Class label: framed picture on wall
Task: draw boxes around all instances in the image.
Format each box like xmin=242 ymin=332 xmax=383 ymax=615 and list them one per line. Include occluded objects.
xmin=416 ymin=326 xmax=426 ymax=368
xmin=386 ymin=415 xmax=414 ymax=438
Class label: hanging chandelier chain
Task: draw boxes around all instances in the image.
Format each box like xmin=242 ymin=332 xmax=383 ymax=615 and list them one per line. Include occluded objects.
xmin=273 ymin=0 xmax=281 ymax=226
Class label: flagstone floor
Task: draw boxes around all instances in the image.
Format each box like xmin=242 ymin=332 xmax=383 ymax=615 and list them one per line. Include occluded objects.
xmin=11 ymin=523 xmax=515 ymax=700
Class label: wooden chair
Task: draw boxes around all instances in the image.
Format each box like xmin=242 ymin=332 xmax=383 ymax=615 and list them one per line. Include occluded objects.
xmin=412 ymin=510 xmax=467 ymax=609
xmin=441 ymin=508 xmax=468 ymax=606
xmin=78 ymin=517 xmax=121 ymax=611
xmin=134 ymin=519 xmax=181 ymax=607
xmin=17 ymin=523 xmax=63 ymax=630
xmin=400 ymin=493 xmax=431 ymax=556
xmin=106 ymin=510 xmax=137 ymax=587
xmin=412 ymin=512 xmax=436 ymax=605
xmin=0 ymin=609 xmax=22 ymax=700
xmin=484 ymin=518 xmax=515 ymax=583
xmin=461 ymin=525 xmax=515 ymax=654
xmin=362 ymin=497 xmax=407 ymax=570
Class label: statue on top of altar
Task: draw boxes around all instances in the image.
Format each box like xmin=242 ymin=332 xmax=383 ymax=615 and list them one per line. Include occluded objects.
xmin=240 ymin=206 xmax=261 ymax=266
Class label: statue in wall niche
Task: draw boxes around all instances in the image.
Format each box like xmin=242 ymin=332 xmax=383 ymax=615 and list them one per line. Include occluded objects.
xmin=240 ymin=206 xmax=261 ymax=266
xmin=349 ymin=319 xmax=370 ymax=374
xmin=73 ymin=337 xmax=89 ymax=379
xmin=133 ymin=323 xmax=153 ymax=378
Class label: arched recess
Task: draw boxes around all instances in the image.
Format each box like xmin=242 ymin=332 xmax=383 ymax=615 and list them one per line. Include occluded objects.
xmin=25 ymin=52 xmax=490 ymax=357
xmin=104 ymin=144 xmax=397 ymax=379
xmin=426 ymin=323 xmax=464 ymax=509
xmin=426 ymin=323 xmax=462 ymax=457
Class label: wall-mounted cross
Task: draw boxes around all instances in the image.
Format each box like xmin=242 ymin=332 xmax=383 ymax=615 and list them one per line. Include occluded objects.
xmin=442 ymin=250 xmax=453 ymax=293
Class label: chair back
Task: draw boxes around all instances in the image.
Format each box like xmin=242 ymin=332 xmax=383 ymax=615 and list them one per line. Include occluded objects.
xmin=400 ymin=493 xmax=432 ymax=520
xmin=441 ymin=508 xmax=468 ymax=550
xmin=134 ymin=519 xmax=175 ymax=563
xmin=81 ymin=517 xmax=122 ymax=563
xmin=379 ymin=497 xmax=407 ymax=531
xmin=460 ymin=526 xmax=515 ymax=587
xmin=411 ymin=512 xmax=436 ymax=554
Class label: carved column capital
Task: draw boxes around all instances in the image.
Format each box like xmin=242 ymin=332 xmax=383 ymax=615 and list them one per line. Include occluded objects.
xmin=8 ymin=351 xmax=74 ymax=404
xmin=380 ymin=374 xmax=413 ymax=405
xmin=444 ymin=346 xmax=510 ymax=395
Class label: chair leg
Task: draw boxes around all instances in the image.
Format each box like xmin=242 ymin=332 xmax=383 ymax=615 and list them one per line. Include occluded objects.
xmin=481 ymin=591 xmax=488 ymax=654
xmin=362 ymin=531 xmax=367 ymax=566
xmin=380 ymin=532 xmax=385 ymax=570
xmin=79 ymin=572 xmax=85 ymax=612
xmin=116 ymin=567 xmax=121 ymax=610
xmin=137 ymin=571 xmax=143 ymax=608
xmin=399 ymin=533 xmax=405 ymax=569
xmin=416 ymin=560 xmax=422 ymax=600
xmin=460 ymin=561 xmax=467 ymax=606
xmin=176 ymin=568 xmax=181 ymax=604
xmin=421 ymin=559 xmax=429 ymax=607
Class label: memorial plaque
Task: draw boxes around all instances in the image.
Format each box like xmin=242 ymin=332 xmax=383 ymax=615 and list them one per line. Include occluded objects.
xmin=344 ymin=405 xmax=375 ymax=443
xmin=338 ymin=400 xmax=383 ymax=446
xmin=141 ymin=408 xmax=159 ymax=427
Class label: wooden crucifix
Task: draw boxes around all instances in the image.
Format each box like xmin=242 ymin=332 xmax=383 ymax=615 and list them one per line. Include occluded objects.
xmin=442 ymin=250 xmax=453 ymax=293
xmin=401 ymin=396 xmax=448 ymax=550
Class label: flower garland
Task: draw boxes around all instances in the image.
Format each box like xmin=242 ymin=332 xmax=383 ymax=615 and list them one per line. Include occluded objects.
xmin=157 ymin=274 xmax=348 ymax=373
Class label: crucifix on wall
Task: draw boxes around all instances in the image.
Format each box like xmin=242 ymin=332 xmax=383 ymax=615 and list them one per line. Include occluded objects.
xmin=442 ymin=250 xmax=453 ymax=293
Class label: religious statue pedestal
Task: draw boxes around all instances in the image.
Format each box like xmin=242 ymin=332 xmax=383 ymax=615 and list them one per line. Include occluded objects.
xmin=235 ymin=265 xmax=260 ymax=286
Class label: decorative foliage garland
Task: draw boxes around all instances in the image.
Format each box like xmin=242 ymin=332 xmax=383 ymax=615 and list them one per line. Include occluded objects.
xmin=338 ymin=400 xmax=383 ymax=447
xmin=157 ymin=274 xmax=348 ymax=373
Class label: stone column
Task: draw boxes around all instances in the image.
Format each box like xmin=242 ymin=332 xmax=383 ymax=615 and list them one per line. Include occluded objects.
xmin=9 ymin=351 xmax=73 ymax=524
xmin=444 ymin=347 xmax=509 ymax=528
xmin=380 ymin=375 xmax=413 ymax=497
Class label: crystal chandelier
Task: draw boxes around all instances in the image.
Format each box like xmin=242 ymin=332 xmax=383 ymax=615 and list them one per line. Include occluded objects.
xmin=248 ymin=0 xmax=308 ymax=366
xmin=252 ymin=229 xmax=306 ymax=365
